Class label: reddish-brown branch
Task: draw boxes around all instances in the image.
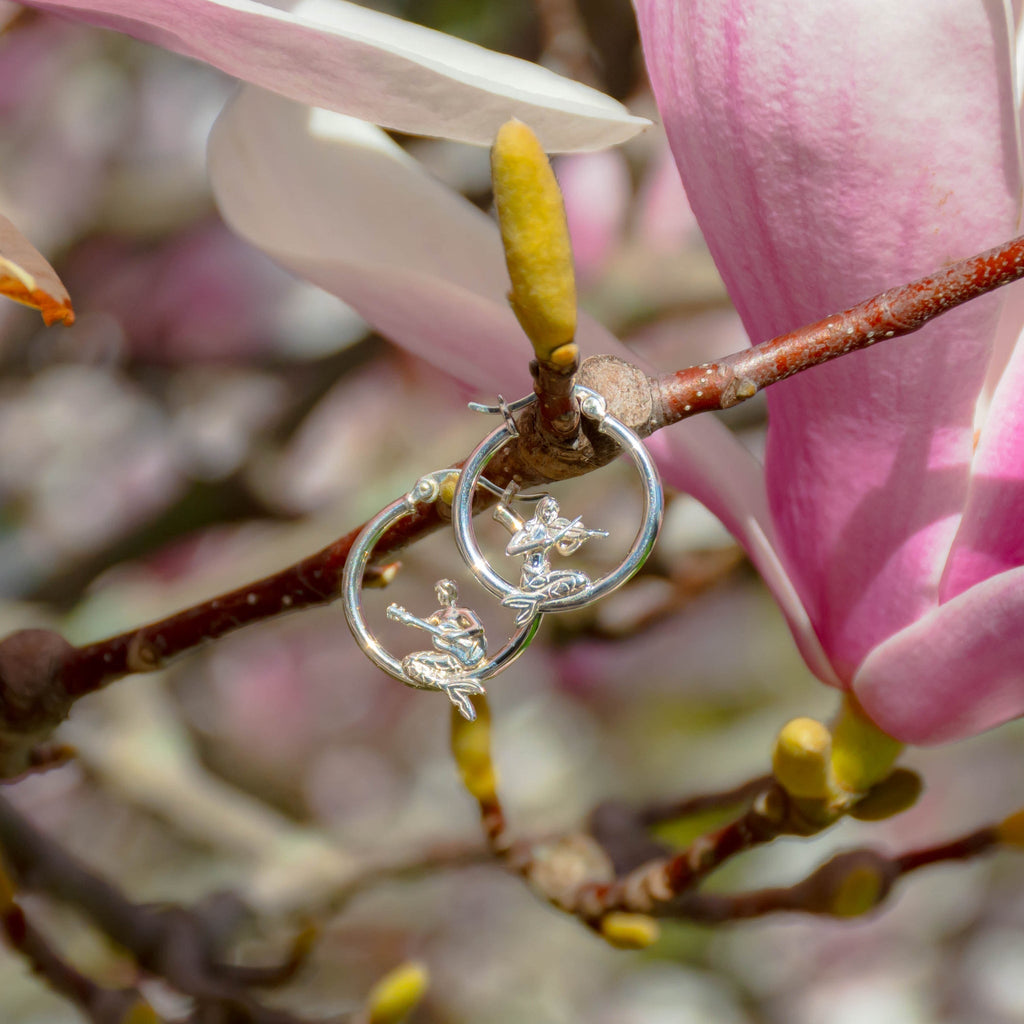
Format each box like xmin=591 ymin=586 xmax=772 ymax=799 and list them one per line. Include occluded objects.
xmin=532 ymin=356 xmax=581 ymax=440
xmin=655 ymin=233 xmax=1024 ymax=424
xmin=49 ymin=358 xmax=653 ymax=706
xmin=571 ymin=785 xmax=791 ymax=920
xmin=4 ymin=236 xmax=1024 ymax=765
xmin=894 ymin=826 xmax=998 ymax=874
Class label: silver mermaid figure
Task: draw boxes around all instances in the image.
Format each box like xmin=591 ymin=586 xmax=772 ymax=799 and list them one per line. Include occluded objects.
xmin=386 ymin=579 xmax=486 ymax=719
xmin=494 ymin=489 xmax=608 ymax=625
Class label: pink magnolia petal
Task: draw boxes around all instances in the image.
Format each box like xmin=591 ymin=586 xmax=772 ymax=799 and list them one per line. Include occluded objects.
xmin=636 ymin=0 xmax=1021 ymax=680
xmin=23 ymin=0 xmax=647 ymax=150
xmin=941 ymin=301 xmax=1024 ymax=596
xmin=557 ymin=149 xmax=630 ymax=283
xmin=0 ymin=211 xmax=74 ymax=325
xmin=855 ymin=566 xmax=1024 ymax=744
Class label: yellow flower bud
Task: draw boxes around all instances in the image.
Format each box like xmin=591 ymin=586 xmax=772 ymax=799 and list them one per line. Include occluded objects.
xmin=120 ymin=1002 xmax=164 ymax=1024
xmin=365 ymin=962 xmax=430 ymax=1024
xmin=491 ymin=120 xmax=577 ymax=366
xmin=438 ymin=471 xmax=460 ymax=507
xmin=997 ymin=808 xmax=1024 ymax=847
xmin=600 ymin=912 xmax=661 ymax=950
xmin=830 ymin=696 xmax=903 ymax=795
xmin=450 ymin=697 xmax=497 ymax=802
xmin=772 ymin=717 xmax=833 ymax=800
xmin=829 ymin=864 xmax=885 ymax=918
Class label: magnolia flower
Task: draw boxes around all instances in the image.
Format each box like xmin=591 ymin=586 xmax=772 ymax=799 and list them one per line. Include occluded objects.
xmin=2 ymin=0 xmax=646 ymax=322
xmin=633 ymin=0 xmax=1024 ymax=746
xmin=208 ymin=1 xmax=1024 ymax=747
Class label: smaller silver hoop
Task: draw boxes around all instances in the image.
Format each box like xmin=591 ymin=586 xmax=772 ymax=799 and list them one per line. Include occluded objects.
xmin=341 ymin=470 xmax=541 ymax=720
xmin=452 ymin=386 xmax=664 ymax=618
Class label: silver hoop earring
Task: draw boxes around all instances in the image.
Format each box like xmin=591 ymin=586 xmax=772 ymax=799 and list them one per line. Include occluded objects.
xmin=342 ymin=470 xmax=541 ymax=721
xmin=451 ymin=386 xmax=664 ymax=624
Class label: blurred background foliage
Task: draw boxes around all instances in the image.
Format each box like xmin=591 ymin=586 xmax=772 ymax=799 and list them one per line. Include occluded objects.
xmin=1 ymin=1 xmax=1024 ymax=1022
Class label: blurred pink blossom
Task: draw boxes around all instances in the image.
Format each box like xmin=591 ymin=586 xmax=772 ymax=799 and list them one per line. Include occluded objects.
xmin=557 ymin=149 xmax=631 ymax=283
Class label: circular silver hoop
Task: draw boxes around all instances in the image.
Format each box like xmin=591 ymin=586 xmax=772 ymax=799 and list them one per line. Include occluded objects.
xmin=342 ymin=470 xmax=541 ymax=718
xmin=452 ymin=386 xmax=664 ymax=615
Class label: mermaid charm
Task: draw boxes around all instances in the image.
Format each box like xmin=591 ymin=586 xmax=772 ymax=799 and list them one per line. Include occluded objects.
xmin=386 ymin=580 xmax=487 ymax=719
xmin=493 ymin=490 xmax=608 ymax=625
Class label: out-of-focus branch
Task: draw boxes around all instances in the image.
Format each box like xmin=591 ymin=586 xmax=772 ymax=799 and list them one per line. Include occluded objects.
xmin=3 ymin=235 xmax=1024 ymax=769
xmin=449 ymin=694 xmax=1024 ymax=932
xmin=0 ymin=860 xmax=163 ymax=1024
xmin=677 ymin=826 xmax=1003 ymax=923
xmin=533 ymin=0 xmax=602 ymax=88
xmin=0 ymin=794 xmax=315 ymax=1023
xmin=636 ymin=774 xmax=774 ymax=827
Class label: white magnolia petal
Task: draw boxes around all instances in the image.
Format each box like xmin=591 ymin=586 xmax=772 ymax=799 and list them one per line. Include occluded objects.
xmin=25 ymin=0 xmax=648 ymax=150
xmin=209 ymin=87 xmax=537 ymax=389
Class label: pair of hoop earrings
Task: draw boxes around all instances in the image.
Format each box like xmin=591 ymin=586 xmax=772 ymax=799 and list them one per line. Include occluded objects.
xmin=342 ymin=385 xmax=664 ymax=720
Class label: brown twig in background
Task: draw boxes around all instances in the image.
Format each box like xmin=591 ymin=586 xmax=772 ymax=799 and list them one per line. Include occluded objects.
xmin=636 ymin=774 xmax=775 ymax=827
xmin=533 ymin=0 xmax=602 ymax=88
xmin=678 ymin=827 xmax=1003 ymax=923
xmin=588 ymin=775 xmax=773 ymax=874
xmin=450 ymin=712 xmax=1016 ymax=928
xmin=0 ymin=860 xmax=162 ymax=1024
xmin=3 ymin=235 xmax=1024 ymax=771
xmin=0 ymin=794 xmax=316 ymax=1023
xmin=557 ymin=784 xmax=798 ymax=922
xmin=318 ymin=841 xmax=492 ymax=917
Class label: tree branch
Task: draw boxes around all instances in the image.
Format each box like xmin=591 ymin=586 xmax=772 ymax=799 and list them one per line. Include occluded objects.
xmin=653 ymin=233 xmax=1024 ymax=424
xmin=0 ymin=794 xmax=315 ymax=1023
xmin=3 ymin=234 xmax=1024 ymax=768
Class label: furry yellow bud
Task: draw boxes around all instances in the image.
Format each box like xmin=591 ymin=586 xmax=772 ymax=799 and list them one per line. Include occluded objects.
xmin=491 ymin=120 xmax=577 ymax=366
xmin=773 ymin=717 xmax=833 ymax=800
xmin=365 ymin=962 xmax=430 ymax=1024
xmin=600 ymin=913 xmax=661 ymax=949
xmin=450 ymin=697 xmax=497 ymax=802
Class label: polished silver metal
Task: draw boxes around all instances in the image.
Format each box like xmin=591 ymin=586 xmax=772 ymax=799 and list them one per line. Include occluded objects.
xmin=342 ymin=470 xmax=540 ymax=721
xmin=452 ymin=386 xmax=664 ymax=617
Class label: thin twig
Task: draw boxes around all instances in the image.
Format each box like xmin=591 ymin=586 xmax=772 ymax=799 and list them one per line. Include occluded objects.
xmin=0 ymin=862 xmax=160 ymax=1024
xmin=637 ymin=774 xmax=775 ymax=826
xmin=0 ymin=795 xmax=314 ymax=1023
xmin=678 ymin=826 xmax=1003 ymax=923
